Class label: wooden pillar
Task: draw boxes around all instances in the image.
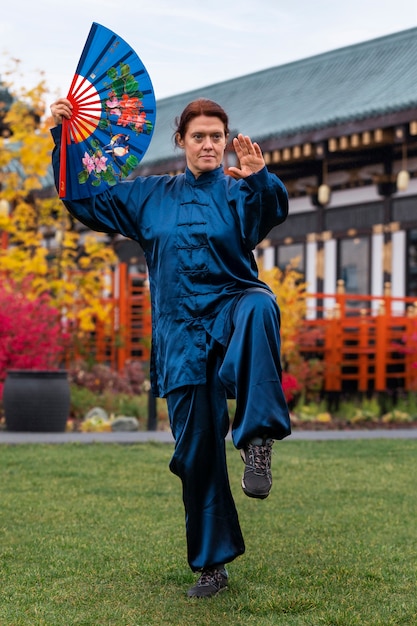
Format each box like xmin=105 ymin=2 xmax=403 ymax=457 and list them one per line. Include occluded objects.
xmin=358 ymin=309 xmax=369 ymax=392
xmin=375 ymin=301 xmax=387 ymax=392
xmin=324 ymin=304 xmax=342 ymax=392
xmin=117 ymin=263 xmax=128 ymax=373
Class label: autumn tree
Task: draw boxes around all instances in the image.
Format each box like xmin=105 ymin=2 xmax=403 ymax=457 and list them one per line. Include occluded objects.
xmin=0 ymin=65 xmax=117 ymax=335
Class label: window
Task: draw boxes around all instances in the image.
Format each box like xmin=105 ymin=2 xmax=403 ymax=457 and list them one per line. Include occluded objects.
xmin=277 ymin=243 xmax=304 ymax=272
xmin=339 ymin=237 xmax=369 ymax=294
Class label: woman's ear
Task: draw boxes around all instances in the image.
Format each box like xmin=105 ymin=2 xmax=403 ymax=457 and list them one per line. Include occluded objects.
xmin=175 ymin=132 xmax=184 ymax=148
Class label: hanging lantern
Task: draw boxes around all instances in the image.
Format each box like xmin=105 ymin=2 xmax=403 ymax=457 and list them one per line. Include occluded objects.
xmin=396 ymin=170 xmax=410 ymax=191
xmin=318 ymin=183 xmax=331 ymax=206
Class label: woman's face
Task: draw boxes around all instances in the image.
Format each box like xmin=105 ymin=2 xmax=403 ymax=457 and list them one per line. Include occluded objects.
xmin=176 ymin=115 xmax=228 ymax=178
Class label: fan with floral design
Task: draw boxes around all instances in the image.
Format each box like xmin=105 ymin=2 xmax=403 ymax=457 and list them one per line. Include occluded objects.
xmin=59 ymin=22 xmax=156 ymax=200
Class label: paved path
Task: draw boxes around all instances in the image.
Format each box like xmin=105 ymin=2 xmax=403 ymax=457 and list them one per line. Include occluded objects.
xmin=0 ymin=428 xmax=416 ymax=445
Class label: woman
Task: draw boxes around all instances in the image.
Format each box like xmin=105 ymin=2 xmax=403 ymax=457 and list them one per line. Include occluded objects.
xmin=50 ymin=97 xmax=291 ymax=598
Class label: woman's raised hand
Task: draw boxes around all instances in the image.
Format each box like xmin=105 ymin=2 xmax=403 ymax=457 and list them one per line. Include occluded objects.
xmin=228 ymin=133 xmax=265 ymax=179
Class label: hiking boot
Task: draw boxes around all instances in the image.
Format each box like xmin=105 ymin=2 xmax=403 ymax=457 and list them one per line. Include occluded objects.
xmin=187 ymin=565 xmax=228 ymax=598
xmin=240 ymin=437 xmax=273 ymax=499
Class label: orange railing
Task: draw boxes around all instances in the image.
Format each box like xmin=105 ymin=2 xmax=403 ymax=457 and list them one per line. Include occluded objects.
xmin=63 ymin=264 xmax=151 ymax=371
xmin=64 ymin=266 xmax=417 ymax=393
xmin=299 ymin=286 xmax=417 ymax=393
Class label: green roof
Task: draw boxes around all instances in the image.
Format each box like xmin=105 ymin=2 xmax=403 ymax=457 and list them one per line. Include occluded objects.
xmin=141 ymin=27 xmax=417 ymax=167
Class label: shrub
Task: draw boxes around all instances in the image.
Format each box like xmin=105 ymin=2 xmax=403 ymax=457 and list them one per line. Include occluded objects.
xmin=100 ymin=392 xmax=148 ymax=419
xmin=0 ymin=278 xmax=67 ymax=400
xmin=68 ymin=360 xmax=146 ymax=396
xmin=67 ymin=360 xmax=148 ymax=423
xmin=281 ymin=372 xmax=301 ymax=403
xmin=68 ymin=386 xmax=101 ymax=421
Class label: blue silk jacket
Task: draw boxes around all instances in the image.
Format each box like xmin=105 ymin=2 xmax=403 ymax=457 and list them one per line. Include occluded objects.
xmin=51 ymin=128 xmax=289 ymax=396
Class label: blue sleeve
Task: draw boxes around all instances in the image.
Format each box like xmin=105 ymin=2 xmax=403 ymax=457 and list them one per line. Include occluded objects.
xmin=50 ymin=126 xmax=157 ymax=243
xmin=231 ymin=166 xmax=289 ymax=249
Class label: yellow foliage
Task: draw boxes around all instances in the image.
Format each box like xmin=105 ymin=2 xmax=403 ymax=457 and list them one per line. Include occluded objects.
xmin=80 ymin=418 xmax=113 ymax=432
xmin=0 ymin=70 xmax=118 ymax=352
xmin=0 ymin=214 xmax=12 ymax=231
xmin=77 ymin=309 xmax=97 ymax=333
xmin=259 ymin=258 xmax=307 ymax=359
xmin=316 ymin=412 xmax=332 ymax=423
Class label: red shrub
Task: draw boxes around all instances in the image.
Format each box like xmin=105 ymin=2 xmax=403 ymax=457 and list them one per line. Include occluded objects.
xmin=0 ymin=280 xmax=67 ymax=399
xmin=282 ymin=371 xmax=302 ymax=403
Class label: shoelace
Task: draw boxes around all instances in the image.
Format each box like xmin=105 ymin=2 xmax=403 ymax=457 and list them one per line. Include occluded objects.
xmin=198 ymin=568 xmax=225 ymax=587
xmin=246 ymin=441 xmax=272 ymax=473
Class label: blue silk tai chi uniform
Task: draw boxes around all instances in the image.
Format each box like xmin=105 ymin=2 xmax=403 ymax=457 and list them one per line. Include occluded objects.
xmin=51 ymin=127 xmax=292 ymax=572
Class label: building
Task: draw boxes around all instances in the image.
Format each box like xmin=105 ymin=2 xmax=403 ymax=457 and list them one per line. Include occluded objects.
xmin=134 ymin=27 xmax=417 ymax=313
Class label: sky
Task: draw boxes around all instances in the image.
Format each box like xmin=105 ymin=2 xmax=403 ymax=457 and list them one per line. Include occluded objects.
xmin=1 ymin=0 xmax=417 ymax=105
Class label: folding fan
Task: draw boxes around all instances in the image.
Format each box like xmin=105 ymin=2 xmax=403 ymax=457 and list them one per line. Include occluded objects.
xmin=59 ymin=22 xmax=156 ymax=200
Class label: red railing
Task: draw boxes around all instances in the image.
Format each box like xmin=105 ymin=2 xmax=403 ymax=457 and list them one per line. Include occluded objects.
xmin=63 ymin=264 xmax=151 ymax=370
xmin=300 ymin=286 xmax=417 ymax=392
xmin=65 ymin=266 xmax=417 ymax=392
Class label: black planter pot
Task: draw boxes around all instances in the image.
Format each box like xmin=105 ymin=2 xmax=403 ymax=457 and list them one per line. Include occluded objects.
xmin=3 ymin=369 xmax=71 ymax=432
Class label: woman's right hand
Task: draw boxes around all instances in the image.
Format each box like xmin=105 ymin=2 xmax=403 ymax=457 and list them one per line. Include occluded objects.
xmin=50 ymin=98 xmax=73 ymax=126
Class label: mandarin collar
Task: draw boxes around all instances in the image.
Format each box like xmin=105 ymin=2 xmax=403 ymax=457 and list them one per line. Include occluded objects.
xmin=185 ymin=166 xmax=225 ymax=186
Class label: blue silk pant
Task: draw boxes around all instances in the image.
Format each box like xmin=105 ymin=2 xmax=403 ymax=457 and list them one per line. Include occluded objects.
xmin=166 ymin=289 xmax=291 ymax=571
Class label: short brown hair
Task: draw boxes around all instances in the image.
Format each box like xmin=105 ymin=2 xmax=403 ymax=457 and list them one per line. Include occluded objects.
xmin=174 ymin=99 xmax=229 ymax=146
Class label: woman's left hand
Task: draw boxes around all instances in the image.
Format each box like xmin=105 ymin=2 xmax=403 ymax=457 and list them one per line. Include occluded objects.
xmin=228 ymin=134 xmax=265 ymax=179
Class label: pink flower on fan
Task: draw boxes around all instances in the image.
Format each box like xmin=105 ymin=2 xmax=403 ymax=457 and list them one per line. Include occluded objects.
xmin=94 ymin=155 xmax=108 ymax=173
xmin=82 ymin=152 xmax=96 ymax=174
xmin=106 ymin=96 xmax=122 ymax=116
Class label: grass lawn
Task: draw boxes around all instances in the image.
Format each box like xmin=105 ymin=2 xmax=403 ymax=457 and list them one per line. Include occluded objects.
xmin=0 ymin=439 xmax=416 ymax=625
